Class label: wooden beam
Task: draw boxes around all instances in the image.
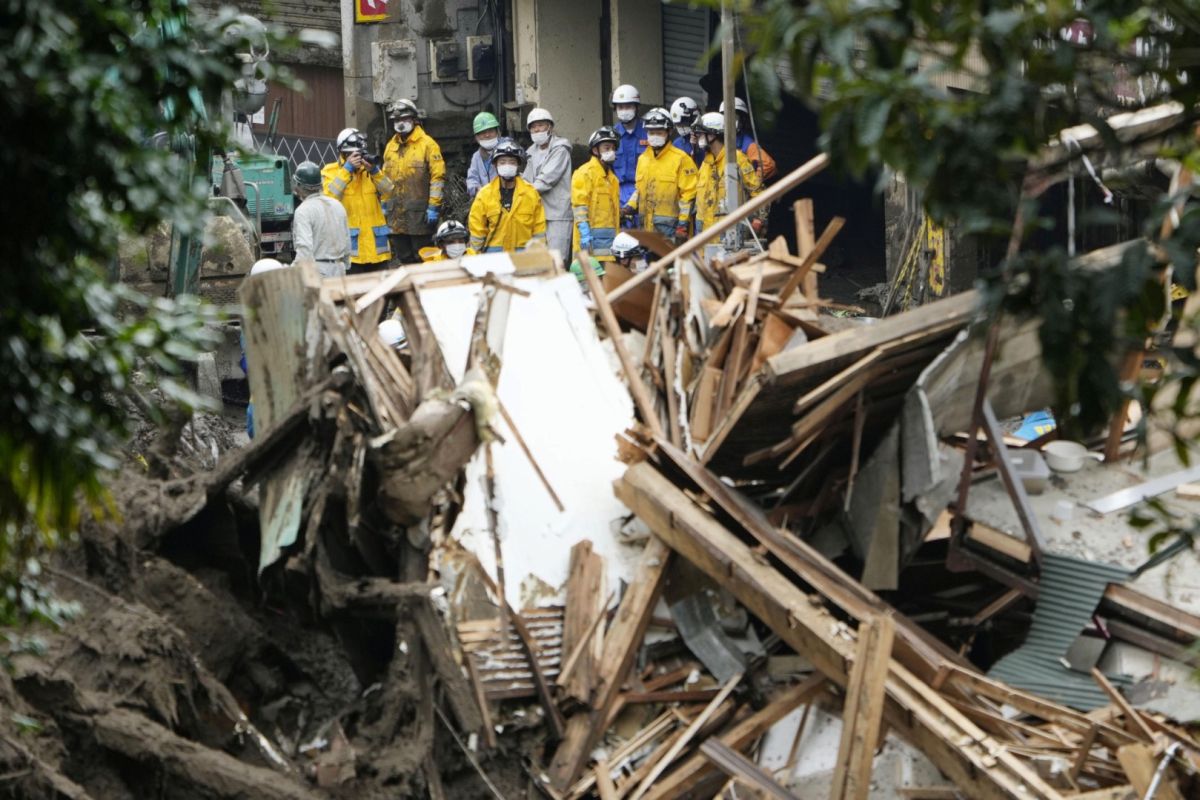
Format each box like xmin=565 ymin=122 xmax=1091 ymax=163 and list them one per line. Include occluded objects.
xmin=559 ymin=541 xmax=605 ymax=707
xmin=1090 ymin=668 xmax=1155 ymax=743
xmin=830 ymin=616 xmax=896 ymax=800
xmin=629 ymin=671 xmax=744 ymax=799
xmin=700 ymin=738 xmax=801 ymax=800
xmin=580 ymin=253 xmax=666 ymax=440
xmin=1116 ymin=743 xmax=1184 ymax=800
xmin=608 ymin=153 xmax=830 ymax=303
xmin=547 ymin=538 xmax=671 ymax=790
xmin=618 ymin=463 xmax=1065 ymax=800
xmin=778 ymin=216 xmax=845 ymax=305
xmin=643 ymin=675 xmax=826 ymax=800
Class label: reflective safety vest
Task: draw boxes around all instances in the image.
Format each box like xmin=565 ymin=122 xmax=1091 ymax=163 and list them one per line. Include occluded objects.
xmin=383 ymin=126 xmax=445 ymax=235
xmin=626 ymin=143 xmax=698 ymax=238
xmin=468 ymin=177 xmax=548 ymax=253
xmin=322 ymin=159 xmax=395 ymax=265
xmin=571 ymin=157 xmax=621 ymax=261
xmin=694 ymin=147 xmax=762 ymax=234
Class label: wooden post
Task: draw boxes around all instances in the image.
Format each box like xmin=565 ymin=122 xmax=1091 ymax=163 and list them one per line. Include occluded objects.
xmin=829 ymin=616 xmax=896 ymax=800
xmin=580 ymin=253 xmax=666 ymax=440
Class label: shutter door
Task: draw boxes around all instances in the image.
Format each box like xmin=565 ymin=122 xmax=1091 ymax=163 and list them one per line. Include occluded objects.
xmin=661 ymin=5 xmax=709 ymax=106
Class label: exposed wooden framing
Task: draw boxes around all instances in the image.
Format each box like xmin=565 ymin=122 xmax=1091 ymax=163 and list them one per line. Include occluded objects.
xmin=700 ymin=738 xmax=801 ymax=800
xmin=559 ymin=541 xmax=606 ymax=707
xmin=1069 ymin=724 xmax=1100 ymax=782
xmin=968 ymin=588 xmax=1024 ymax=628
xmin=412 ymin=595 xmax=485 ymax=737
xmin=353 ymin=267 xmax=410 ymax=313
xmin=618 ymin=462 xmax=1066 ymax=800
xmin=1116 ymin=743 xmax=1185 ymax=800
xmin=580 ymin=253 xmax=666 ymax=440
xmin=608 ymin=153 xmax=830 ymax=303
xmin=642 ymin=675 xmax=825 ymax=800
xmin=830 ymin=615 xmax=896 ymax=800
xmin=658 ymin=296 xmax=684 ymax=448
xmin=778 ymin=216 xmax=845 ymax=305
xmin=548 ymin=538 xmax=672 ymax=790
xmin=629 ymin=671 xmax=744 ymax=799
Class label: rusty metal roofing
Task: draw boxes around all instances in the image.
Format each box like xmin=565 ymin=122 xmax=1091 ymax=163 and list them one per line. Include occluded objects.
xmin=987 ymin=552 xmax=1131 ymax=710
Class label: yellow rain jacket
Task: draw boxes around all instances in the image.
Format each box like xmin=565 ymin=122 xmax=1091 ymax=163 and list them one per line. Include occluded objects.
xmin=322 ymin=158 xmax=395 ymax=266
xmin=694 ymin=146 xmax=762 ymax=234
xmin=468 ymin=177 xmax=548 ymax=253
xmin=571 ymin=157 xmax=621 ymax=261
xmin=625 ymin=143 xmax=698 ymax=238
xmin=419 ymin=245 xmax=479 ymax=262
xmin=383 ymin=125 xmax=445 ymax=236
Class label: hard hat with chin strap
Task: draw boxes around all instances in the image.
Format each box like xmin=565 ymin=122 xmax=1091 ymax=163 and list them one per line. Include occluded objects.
xmin=718 ymin=97 xmax=749 ymax=115
xmin=472 ymin=111 xmax=500 ymax=135
xmin=611 ymin=232 xmax=641 ymax=259
xmin=643 ymin=108 xmax=672 ymax=129
xmin=696 ymin=112 xmax=725 ymax=138
xmin=336 ymin=127 xmax=366 ymax=152
xmin=588 ymin=126 xmax=620 ymax=150
xmin=526 ymin=107 xmax=554 ymax=128
xmin=670 ymin=97 xmax=699 ymax=126
xmin=250 ymin=258 xmax=286 ymax=276
xmin=611 ymin=84 xmax=640 ymax=105
xmin=377 ymin=318 xmax=407 ymax=348
xmin=492 ymin=137 xmax=527 ymax=166
xmin=434 ymin=220 xmax=469 ymax=243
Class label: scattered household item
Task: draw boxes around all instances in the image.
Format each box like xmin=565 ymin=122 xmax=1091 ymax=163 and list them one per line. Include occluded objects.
xmin=1012 ymin=409 xmax=1056 ymax=442
xmin=1006 ymin=449 xmax=1050 ymax=494
xmin=1041 ymin=440 xmax=1101 ymax=473
xmin=1086 ymin=463 xmax=1200 ymax=514
xmin=1051 ymin=500 xmax=1074 ymax=523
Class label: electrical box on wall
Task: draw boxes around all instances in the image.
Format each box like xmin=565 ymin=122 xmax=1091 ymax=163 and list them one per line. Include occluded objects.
xmin=371 ymin=39 xmax=418 ymax=104
xmin=429 ymin=39 xmax=459 ymax=83
xmin=466 ymin=35 xmax=495 ymax=82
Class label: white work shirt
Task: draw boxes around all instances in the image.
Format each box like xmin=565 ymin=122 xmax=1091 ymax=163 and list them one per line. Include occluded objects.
xmin=293 ymin=194 xmax=351 ymax=277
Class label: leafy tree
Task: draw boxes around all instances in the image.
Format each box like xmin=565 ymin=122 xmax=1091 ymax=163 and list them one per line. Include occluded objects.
xmin=739 ymin=0 xmax=1200 ymax=435
xmin=0 ymin=1 xmax=281 ymax=626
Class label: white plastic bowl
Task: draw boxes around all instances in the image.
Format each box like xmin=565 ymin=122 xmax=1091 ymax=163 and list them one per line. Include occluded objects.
xmin=1042 ymin=440 xmax=1102 ymax=473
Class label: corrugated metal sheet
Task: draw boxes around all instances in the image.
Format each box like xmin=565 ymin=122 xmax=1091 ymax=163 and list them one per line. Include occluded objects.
xmin=662 ymin=4 xmax=710 ymax=106
xmin=988 ymin=553 xmax=1131 ymax=710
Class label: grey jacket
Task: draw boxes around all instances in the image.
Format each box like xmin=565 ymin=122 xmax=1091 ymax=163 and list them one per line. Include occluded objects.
xmin=292 ymin=194 xmax=350 ymax=276
xmin=524 ymin=135 xmax=573 ymax=221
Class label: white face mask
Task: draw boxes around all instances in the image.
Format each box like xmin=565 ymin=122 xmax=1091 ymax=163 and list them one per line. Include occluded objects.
xmin=695 ymin=136 xmax=709 ymax=150
xmin=600 ymin=150 xmax=617 ymax=164
xmin=531 ymin=130 xmax=550 ymax=146
xmin=445 ymin=242 xmax=467 ymax=258
xmin=616 ymin=108 xmax=636 ymax=123
xmin=676 ymin=125 xmax=691 ymax=138
xmin=479 ymin=137 xmax=499 ymax=151
xmin=497 ymin=163 xmax=519 ymax=179
xmin=647 ymin=133 xmax=667 ymax=148
xmin=395 ymin=120 xmax=414 ymax=135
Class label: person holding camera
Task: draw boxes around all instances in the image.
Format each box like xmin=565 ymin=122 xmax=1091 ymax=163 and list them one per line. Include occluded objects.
xmin=322 ymin=127 xmax=395 ymax=273
xmin=382 ymin=99 xmax=445 ymax=265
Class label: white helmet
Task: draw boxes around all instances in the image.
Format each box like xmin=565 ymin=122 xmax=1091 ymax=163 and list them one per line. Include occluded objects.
xmin=718 ymin=97 xmax=749 ymax=115
xmin=377 ymin=318 xmax=407 ymax=348
xmin=611 ymin=232 xmax=641 ymax=259
xmin=250 ymin=258 xmax=286 ymax=275
xmin=611 ymin=84 xmax=640 ymax=105
xmin=335 ymin=127 xmax=366 ymax=152
xmin=697 ymin=112 xmax=725 ymax=137
xmin=526 ymin=107 xmax=554 ymax=128
xmin=670 ymin=97 xmax=699 ymax=126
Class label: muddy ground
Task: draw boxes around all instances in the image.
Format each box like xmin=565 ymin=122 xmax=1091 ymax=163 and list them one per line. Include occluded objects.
xmin=0 ymin=408 xmax=536 ymax=799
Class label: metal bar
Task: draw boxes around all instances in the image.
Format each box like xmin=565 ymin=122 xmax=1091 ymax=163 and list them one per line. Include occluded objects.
xmin=981 ymin=400 xmax=1046 ymax=567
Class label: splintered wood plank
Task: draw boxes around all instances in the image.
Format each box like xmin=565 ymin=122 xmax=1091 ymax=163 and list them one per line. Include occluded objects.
xmin=1117 ymin=743 xmax=1184 ymax=800
xmin=560 ymin=541 xmax=605 ymax=706
xmin=547 ymin=538 xmax=672 ymax=790
xmin=778 ymin=216 xmax=845 ymax=305
xmin=830 ymin=616 xmax=896 ymax=800
xmin=1091 ymin=669 xmax=1155 ymax=743
xmin=700 ymin=738 xmax=801 ymax=800
xmin=690 ymin=366 xmax=723 ymax=443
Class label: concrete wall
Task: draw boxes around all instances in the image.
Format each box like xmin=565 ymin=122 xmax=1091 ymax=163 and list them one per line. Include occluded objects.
xmin=610 ymin=0 xmax=663 ymax=108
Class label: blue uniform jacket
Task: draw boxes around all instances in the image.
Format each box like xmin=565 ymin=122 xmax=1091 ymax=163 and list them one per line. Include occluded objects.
xmin=674 ymin=135 xmax=704 ymax=167
xmin=467 ymin=148 xmax=497 ymax=199
xmin=614 ymin=119 xmax=647 ymax=205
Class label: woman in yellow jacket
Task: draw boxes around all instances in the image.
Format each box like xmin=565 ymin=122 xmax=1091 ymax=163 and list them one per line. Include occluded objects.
xmin=693 ymin=112 xmax=763 ymax=234
xmin=622 ymin=108 xmax=697 ymax=243
xmin=571 ymin=127 xmax=622 ymax=263
xmin=322 ymin=127 xmax=395 ymax=272
xmin=468 ymin=139 xmax=547 ymax=253
xmin=419 ymin=220 xmax=478 ymax=262
xmin=382 ymin=99 xmax=446 ymax=264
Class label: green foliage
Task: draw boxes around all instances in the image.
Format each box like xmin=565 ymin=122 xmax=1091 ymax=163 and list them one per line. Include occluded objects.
xmin=737 ymin=0 xmax=1200 ymax=433
xmin=0 ymin=1 xmax=285 ymax=627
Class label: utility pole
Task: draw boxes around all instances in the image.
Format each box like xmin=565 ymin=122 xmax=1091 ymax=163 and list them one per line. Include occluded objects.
xmin=720 ymin=0 xmax=741 ymax=251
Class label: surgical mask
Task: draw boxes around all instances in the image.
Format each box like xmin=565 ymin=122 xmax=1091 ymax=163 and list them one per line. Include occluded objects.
xmin=676 ymin=125 xmax=692 ymax=138
xmin=480 ymin=137 xmax=499 ymax=151
xmin=395 ymin=120 xmax=414 ymax=135
xmin=531 ymin=131 xmax=550 ymax=146
xmin=445 ymin=242 xmax=467 ymax=259
xmin=695 ymin=135 xmax=709 ymax=150
xmin=600 ymin=150 xmax=616 ymax=164
xmin=647 ymin=133 xmax=667 ymax=148
xmin=616 ymin=108 xmax=636 ymax=123
xmin=497 ymin=163 xmax=518 ymax=179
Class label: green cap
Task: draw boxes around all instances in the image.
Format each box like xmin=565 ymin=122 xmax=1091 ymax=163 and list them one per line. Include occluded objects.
xmin=472 ymin=111 xmax=500 ymax=135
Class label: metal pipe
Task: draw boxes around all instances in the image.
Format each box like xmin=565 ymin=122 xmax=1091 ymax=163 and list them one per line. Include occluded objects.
xmin=720 ymin=0 xmax=741 ymax=251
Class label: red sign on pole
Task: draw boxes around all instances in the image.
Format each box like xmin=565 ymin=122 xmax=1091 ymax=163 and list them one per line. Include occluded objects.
xmin=356 ymin=0 xmax=388 ymax=23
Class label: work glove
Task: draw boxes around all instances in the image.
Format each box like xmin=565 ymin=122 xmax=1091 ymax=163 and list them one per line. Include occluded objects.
xmin=578 ymin=221 xmax=592 ymax=251
xmin=621 ymin=204 xmax=636 ymax=219
xmin=751 ymin=218 xmax=764 ymax=235
xmin=675 ymin=223 xmax=688 ymax=241
xmin=426 ymin=206 xmax=439 ymax=225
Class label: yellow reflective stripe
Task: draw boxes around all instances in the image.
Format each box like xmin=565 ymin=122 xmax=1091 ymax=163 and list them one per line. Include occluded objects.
xmin=327 ymin=176 xmax=348 ymax=198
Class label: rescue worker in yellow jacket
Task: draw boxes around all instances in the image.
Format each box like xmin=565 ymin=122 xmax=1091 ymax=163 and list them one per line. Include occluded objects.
xmin=323 ymin=127 xmax=395 ymax=273
xmin=693 ymin=112 xmax=763 ymax=234
xmin=622 ymin=108 xmax=697 ymax=244
xmin=382 ymin=99 xmax=445 ymax=264
xmin=419 ymin=220 xmax=478 ymax=262
xmin=468 ymin=139 xmax=547 ymax=253
xmin=571 ymin=127 xmax=622 ymax=262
